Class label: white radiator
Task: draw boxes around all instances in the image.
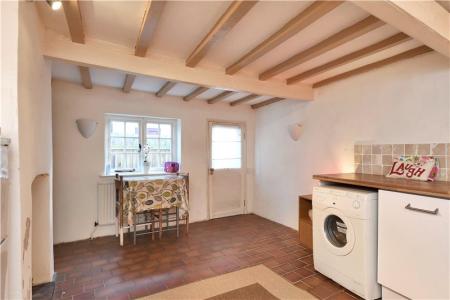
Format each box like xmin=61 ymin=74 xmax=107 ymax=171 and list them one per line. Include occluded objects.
xmin=96 ymin=181 xmax=116 ymax=225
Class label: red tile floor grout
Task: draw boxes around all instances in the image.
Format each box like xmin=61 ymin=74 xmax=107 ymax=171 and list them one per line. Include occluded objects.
xmin=50 ymin=214 xmax=362 ymax=300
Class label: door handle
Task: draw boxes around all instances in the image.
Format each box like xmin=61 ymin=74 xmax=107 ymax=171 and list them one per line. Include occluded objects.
xmin=209 ymin=168 xmax=214 ymax=175
xmin=405 ymin=203 xmax=439 ymax=215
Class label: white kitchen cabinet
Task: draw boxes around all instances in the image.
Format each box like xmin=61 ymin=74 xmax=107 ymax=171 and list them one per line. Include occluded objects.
xmin=378 ymin=190 xmax=450 ymax=299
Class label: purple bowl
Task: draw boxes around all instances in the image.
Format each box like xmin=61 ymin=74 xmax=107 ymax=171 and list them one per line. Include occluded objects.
xmin=164 ymin=162 xmax=179 ymax=173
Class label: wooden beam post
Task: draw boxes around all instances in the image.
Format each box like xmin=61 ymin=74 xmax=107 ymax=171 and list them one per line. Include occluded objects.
xmin=286 ymin=32 xmax=411 ymax=84
xmin=123 ymin=0 xmax=166 ymax=92
xmin=186 ymin=1 xmax=257 ymax=67
xmin=207 ymin=91 xmax=235 ymax=104
xmin=225 ymin=1 xmax=342 ymax=75
xmin=156 ymin=81 xmax=177 ymax=97
xmin=251 ymin=97 xmax=284 ymax=109
xmin=78 ymin=66 xmax=92 ymax=89
xmin=313 ymin=45 xmax=432 ymax=88
xmin=259 ymin=16 xmax=385 ymax=80
xmin=229 ymin=94 xmax=260 ymax=106
xmin=352 ymin=0 xmax=450 ymax=58
xmin=62 ymin=0 xmax=93 ymax=89
xmin=43 ymin=33 xmax=314 ymax=101
xmin=183 ymin=86 xmax=209 ymax=101
xmin=62 ymin=0 xmax=85 ymax=43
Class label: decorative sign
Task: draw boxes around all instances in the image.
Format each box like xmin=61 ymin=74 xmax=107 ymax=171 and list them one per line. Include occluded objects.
xmin=386 ymin=156 xmax=438 ymax=181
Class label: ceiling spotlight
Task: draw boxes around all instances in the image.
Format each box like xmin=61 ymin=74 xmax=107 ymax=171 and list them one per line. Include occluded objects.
xmin=47 ymin=0 xmax=62 ymax=11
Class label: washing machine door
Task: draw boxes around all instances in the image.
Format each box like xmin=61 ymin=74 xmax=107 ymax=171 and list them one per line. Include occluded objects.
xmin=321 ymin=207 xmax=355 ymax=256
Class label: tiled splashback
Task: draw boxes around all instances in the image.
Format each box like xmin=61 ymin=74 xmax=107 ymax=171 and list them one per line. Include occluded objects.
xmin=354 ymin=143 xmax=450 ymax=182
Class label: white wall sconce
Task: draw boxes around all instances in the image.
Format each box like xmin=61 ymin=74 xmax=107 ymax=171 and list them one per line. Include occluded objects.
xmin=76 ymin=119 xmax=98 ymax=139
xmin=288 ymin=123 xmax=303 ymax=141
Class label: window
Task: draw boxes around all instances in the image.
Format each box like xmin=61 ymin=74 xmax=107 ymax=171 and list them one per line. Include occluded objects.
xmin=211 ymin=124 xmax=242 ymax=169
xmin=105 ymin=115 xmax=178 ymax=173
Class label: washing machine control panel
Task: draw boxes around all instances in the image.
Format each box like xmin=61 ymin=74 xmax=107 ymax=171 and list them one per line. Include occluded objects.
xmin=313 ymin=187 xmax=378 ymax=219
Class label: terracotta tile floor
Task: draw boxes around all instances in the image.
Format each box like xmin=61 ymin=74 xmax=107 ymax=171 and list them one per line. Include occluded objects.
xmin=52 ymin=214 xmax=361 ymax=300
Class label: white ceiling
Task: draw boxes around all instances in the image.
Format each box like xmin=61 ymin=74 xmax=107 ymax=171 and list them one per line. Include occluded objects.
xmin=38 ymin=1 xmax=428 ymax=105
xmin=51 ymin=61 xmax=259 ymax=103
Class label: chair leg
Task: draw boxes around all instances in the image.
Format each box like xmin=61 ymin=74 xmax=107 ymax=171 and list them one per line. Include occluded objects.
xmin=166 ymin=209 xmax=169 ymax=229
xmin=159 ymin=209 xmax=163 ymax=240
xmin=186 ymin=213 xmax=189 ymax=235
xmin=176 ymin=207 xmax=180 ymax=238
xmin=151 ymin=212 xmax=155 ymax=241
xmin=133 ymin=215 xmax=137 ymax=245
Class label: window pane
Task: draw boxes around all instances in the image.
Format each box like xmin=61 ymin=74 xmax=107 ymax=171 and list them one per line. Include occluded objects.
xmin=111 ymin=137 xmax=125 ymax=149
xmin=212 ymin=159 xmax=241 ymax=169
xmin=212 ymin=125 xmax=241 ymax=142
xmin=125 ymin=122 xmax=139 ymax=137
xmin=111 ymin=151 xmax=140 ymax=170
xmin=211 ymin=125 xmax=241 ymax=169
xmin=160 ymin=124 xmax=172 ymax=138
xmin=146 ymin=123 xmax=160 ymax=138
xmin=125 ymin=138 xmax=139 ymax=150
xmin=160 ymin=139 xmax=172 ymax=151
xmin=212 ymin=141 xmax=240 ymax=160
xmin=146 ymin=138 xmax=159 ymax=149
xmin=110 ymin=121 xmax=124 ymax=137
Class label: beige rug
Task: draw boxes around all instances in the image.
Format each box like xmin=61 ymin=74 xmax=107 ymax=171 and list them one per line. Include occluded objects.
xmin=139 ymin=265 xmax=317 ymax=300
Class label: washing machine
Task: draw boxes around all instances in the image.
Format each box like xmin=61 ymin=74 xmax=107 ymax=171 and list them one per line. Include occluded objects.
xmin=312 ymin=185 xmax=381 ymax=299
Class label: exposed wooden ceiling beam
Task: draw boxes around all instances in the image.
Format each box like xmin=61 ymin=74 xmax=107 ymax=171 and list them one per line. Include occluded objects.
xmin=251 ymin=97 xmax=284 ymax=109
xmin=287 ymin=32 xmax=411 ymax=84
xmin=123 ymin=0 xmax=166 ymax=92
xmin=78 ymin=66 xmax=92 ymax=89
xmin=207 ymin=91 xmax=235 ymax=104
xmin=229 ymin=94 xmax=260 ymax=106
xmin=62 ymin=0 xmax=93 ymax=89
xmin=122 ymin=74 xmax=136 ymax=93
xmin=313 ymin=45 xmax=432 ymax=88
xmin=186 ymin=1 xmax=257 ymax=67
xmin=62 ymin=0 xmax=85 ymax=43
xmin=225 ymin=1 xmax=343 ymax=75
xmin=183 ymin=86 xmax=209 ymax=101
xmin=44 ymin=33 xmax=314 ymax=101
xmin=352 ymin=1 xmax=450 ymax=58
xmin=135 ymin=1 xmax=166 ymax=57
xmin=156 ymin=81 xmax=177 ymax=97
xmin=260 ymin=16 xmax=385 ymax=80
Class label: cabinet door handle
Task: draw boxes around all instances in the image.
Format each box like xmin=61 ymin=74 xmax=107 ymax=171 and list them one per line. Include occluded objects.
xmin=405 ymin=203 xmax=439 ymax=215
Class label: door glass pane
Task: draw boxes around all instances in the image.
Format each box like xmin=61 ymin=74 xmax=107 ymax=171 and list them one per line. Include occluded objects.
xmin=211 ymin=125 xmax=241 ymax=169
xmin=324 ymin=215 xmax=348 ymax=248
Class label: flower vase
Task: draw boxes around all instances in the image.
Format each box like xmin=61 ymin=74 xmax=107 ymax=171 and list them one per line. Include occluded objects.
xmin=143 ymin=161 xmax=150 ymax=173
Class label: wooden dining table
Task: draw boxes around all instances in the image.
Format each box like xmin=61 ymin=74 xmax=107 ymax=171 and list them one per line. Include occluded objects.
xmin=115 ymin=173 xmax=189 ymax=246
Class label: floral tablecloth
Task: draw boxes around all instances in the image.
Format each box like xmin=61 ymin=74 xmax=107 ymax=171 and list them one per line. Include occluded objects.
xmin=122 ymin=175 xmax=189 ymax=226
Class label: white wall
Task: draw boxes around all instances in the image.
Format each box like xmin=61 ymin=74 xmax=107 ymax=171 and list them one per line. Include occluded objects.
xmin=1 ymin=2 xmax=53 ymax=298
xmin=18 ymin=0 xmax=53 ymax=293
xmin=254 ymin=52 xmax=450 ymax=230
xmin=52 ymin=81 xmax=256 ymax=244
xmin=1 ymin=2 xmax=21 ymax=299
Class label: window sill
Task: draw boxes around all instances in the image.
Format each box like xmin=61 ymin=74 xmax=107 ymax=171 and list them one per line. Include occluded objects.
xmin=99 ymin=170 xmax=168 ymax=178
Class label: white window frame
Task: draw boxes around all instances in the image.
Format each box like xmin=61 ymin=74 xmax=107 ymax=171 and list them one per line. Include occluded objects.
xmin=105 ymin=114 xmax=178 ymax=173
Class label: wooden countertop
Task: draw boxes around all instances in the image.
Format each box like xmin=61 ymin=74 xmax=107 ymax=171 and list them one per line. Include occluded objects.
xmin=313 ymin=173 xmax=450 ymax=200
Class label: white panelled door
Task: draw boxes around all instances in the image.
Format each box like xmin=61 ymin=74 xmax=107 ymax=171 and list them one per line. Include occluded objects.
xmin=208 ymin=122 xmax=246 ymax=219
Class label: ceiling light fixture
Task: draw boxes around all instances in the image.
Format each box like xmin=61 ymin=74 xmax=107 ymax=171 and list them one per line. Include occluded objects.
xmin=47 ymin=0 xmax=62 ymax=11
